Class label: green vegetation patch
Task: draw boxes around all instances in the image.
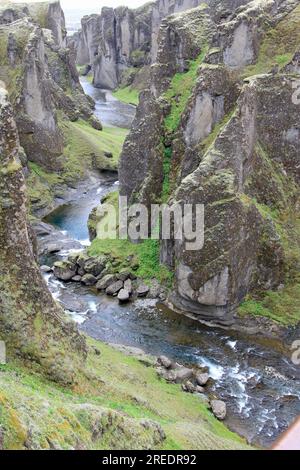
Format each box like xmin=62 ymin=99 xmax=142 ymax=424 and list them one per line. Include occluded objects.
xmin=89 ymin=236 xmax=174 ymax=286
xmin=163 ymin=49 xmax=207 ymax=134
xmin=27 ymin=119 xmax=128 ymax=212
xmin=244 ymin=3 xmax=300 ymax=76
xmin=88 ymin=190 xmax=174 ymax=285
xmin=160 ymin=48 xmax=208 ymax=202
xmin=61 ymin=119 xmax=128 ymax=180
xmin=0 ymin=338 xmax=251 ymax=450
xmin=112 ymin=86 xmax=140 ymax=106
xmin=239 ymin=283 xmax=300 ymax=326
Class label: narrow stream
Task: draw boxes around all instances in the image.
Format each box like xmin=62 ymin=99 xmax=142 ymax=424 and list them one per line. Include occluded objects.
xmin=40 ymin=78 xmax=300 ymax=449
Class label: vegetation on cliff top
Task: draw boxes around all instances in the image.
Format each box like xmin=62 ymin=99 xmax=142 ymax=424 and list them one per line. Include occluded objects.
xmin=243 ymin=3 xmax=300 ymax=76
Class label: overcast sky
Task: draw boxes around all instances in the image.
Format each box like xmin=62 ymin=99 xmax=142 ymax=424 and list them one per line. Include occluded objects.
xmin=61 ymin=0 xmax=147 ymax=13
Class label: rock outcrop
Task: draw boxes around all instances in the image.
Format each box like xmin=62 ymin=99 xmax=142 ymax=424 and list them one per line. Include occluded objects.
xmin=119 ymin=0 xmax=300 ymax=325
xmin=0 ymin=83 xmax=86 ymax=384
xmin=70 ymin=0 xmax=255 ymax=90
xmin=71 ymin=2 xmax=154 ymax=89
xmin=0 ymin=1 xmax=101 ymax=171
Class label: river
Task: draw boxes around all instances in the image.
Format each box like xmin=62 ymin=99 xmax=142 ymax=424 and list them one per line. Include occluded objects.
xmin=40 ymin=77 xmax=300 ymax=449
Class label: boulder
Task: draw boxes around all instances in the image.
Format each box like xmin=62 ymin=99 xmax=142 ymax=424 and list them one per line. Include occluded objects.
xmin=68 ymin=253 xmax=80 ymax=265
xmin=136 ymin=284 xmax=149 ymax=297
xmin=58 ymin=292 xmax=87 ymax=313
xmin=83 ymin=256 xmax=106 ymax=277
xmin=104 ymin=151 xmax=113 ymax=158
xmin=81 ymin=274 xmax=97 ymax=286
xmin=124 ymin=279 xmax=133 ymax=294
xmin=53 ymin=261 xmax=76 ymax=281
xmin=76 ymin=253 xmax=92 ymax=269
xmin=181 ymin=381 xmax=196 ymax=393
xmin=96 ymin=274 xmax=118 ymax=290
xmin=40 ymin=265 xmax=52 ymax=273
xmin=149 ymin=279 xmax=163 ymax=298
xmin=173 ymin=367 xmax=194 ymax=384
xmin=47 ymin=243 xmax=63 ymax=253
xmin=72 ymin=275 xmax=82 ymax=282
xmin=157 ymin=355 xmax=172 ymax=369
xmin=106 ymin=280 xmax=124 ymax=296
xmin=90 ymin=117 xmax=102 ymax=131
xmin=211 ymin=400 xmax=227 ymax=420
xmin=195 ymin=372 xmax=210 ymax=386
xmin=117 ymin=271 xmax=131 ymax=282
xmin=156 ymin=368 xmax=177 ymax=382
xmin=118 ymin=289 xmax=130 ymax=303
xmin=157 ymin=365 xmax=193 ymax=384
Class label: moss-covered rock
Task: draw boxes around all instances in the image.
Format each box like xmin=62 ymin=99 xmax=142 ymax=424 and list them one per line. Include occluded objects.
xmin=119 ymin=0 xmax=300 ymax=328
xmin=0 ymin=84 xmax=86 ymax=384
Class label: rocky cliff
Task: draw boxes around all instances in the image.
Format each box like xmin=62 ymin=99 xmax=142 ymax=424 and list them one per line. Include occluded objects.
xmin=70 ymin=2 xmax=153 ymax=89
xmin=0 ymin=83 xmax=86 ymax=383
xmin=119 ymin=0 xmax=300 ymax=326
xmin=0 ymin=1 xmax=101 ymax=172
xmin=0 ymin=1 xmax=122 ymax=217
xmin=71 ymin=0 xmax=256 ymax=90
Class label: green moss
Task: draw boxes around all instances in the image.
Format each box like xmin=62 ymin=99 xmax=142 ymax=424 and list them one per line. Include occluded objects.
xmin=130 ymin=49 xmax=145 ymax=65
xmin=0 ymin=23 xmax=30 ymax=102
xmin=201 ymin=110 xmax=235 ymax=152
xmin=89 ymin=237 xmax=174 ymax=286
xmin=0 ymin=161 xmax=22 ymax=175
xmin=243 ymin=4 xmax=300 ymax=76
xmin=160 ymin=48 xmax=208 ymax=202
xmin=163 ymin=48 xmax=208 ymax=134
xmin=239 ymin=283 xmax=300 ymax=326
xmin=0 ymin=393 xmax=27 ymax=449
xmin=112 ymin=86 xmax=139 ymax=106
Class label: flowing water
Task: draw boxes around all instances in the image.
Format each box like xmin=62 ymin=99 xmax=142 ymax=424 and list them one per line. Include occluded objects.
xmin=41 ymin=79 xmax=300 ymax=448
xmin=80 ymin=77 xmax=136 ymax=129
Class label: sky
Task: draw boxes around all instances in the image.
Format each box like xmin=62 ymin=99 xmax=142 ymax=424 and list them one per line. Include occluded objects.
xmin=61 ymin=0 xmax=147 ymax=13
xmin=60 ymin=0 xmax=148 ymax=30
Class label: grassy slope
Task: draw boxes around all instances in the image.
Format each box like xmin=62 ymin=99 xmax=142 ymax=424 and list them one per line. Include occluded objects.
xmin=0 ymin=337 xmax=251 ymax=450
xmin=27 ymin=121 xmax=128 ymax=212
xmin=239 ymin=283 xmax=300 ymax=326
xmin=88 ymin=191 xmax=174 ymax=285
xmin=112 ymin=86 xmax=140 ymax=106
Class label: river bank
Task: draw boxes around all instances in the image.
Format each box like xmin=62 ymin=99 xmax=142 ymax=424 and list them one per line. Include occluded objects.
xmin=31 ymin=76 xmax=300 ymax=449
xmin=35 ymin=162 xmax=300 ymax=451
